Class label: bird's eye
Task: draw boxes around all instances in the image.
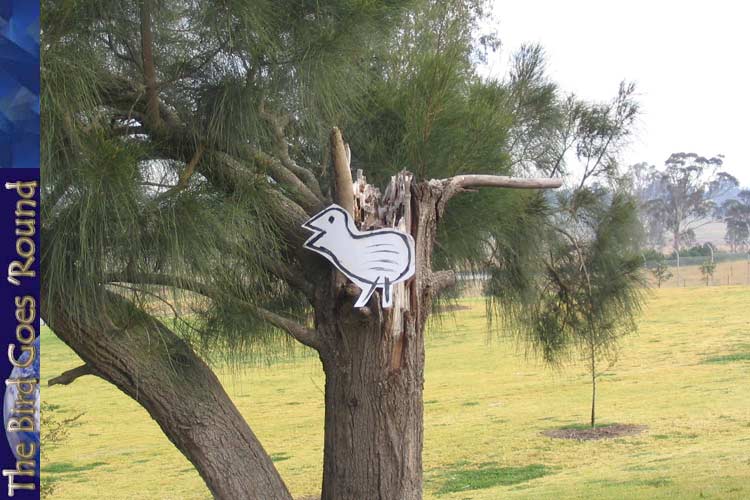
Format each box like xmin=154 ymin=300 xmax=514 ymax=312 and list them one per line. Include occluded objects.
xmin=328 ymin=216 xmax=335 ymax=223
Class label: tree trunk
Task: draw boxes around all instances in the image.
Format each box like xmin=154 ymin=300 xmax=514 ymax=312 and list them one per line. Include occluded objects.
xmin=590 ymin=357 xmax=597 ymax=428
xmin=318 ymin=309 xmax=424 ymax=500
xmin=42 ymin=294 xmax=292 ymax=500
xmin=314 ymin=172 xmax=445 ymax=500
xmin=674 ymin=233 xmax=681 ymax=284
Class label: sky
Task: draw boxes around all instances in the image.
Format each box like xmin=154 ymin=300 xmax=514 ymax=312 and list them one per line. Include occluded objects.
xmin=483 ymin=0 xmax=749 ymax=187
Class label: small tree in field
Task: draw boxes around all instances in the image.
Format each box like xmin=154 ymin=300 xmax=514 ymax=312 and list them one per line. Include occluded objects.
xmin=651 ymin=257 xmax=673 ymax=288
xmin=490 ymin=84 xmax=646 ymax=429
xmin=700 ymin=259 xmax=716 ymax=286
xmin=541 ymin=189 xmax=646 ymax=428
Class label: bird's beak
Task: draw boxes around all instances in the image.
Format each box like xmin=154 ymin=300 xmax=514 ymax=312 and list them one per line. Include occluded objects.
xmin=302 ymin=213 xmax=327 ymax=251
xmin=302 ymin=216 xmax=324 ymax=233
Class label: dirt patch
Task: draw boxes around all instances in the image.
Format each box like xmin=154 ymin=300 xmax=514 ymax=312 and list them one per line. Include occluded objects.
xmin=542 ymin=423 xmax=646 ymax=441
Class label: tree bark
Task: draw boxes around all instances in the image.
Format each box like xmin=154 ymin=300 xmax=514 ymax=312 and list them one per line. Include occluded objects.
xmin=42 ymin=294 xmax=292 ymax=500
xmin=317 ymin=309 xmax=424 ymax=500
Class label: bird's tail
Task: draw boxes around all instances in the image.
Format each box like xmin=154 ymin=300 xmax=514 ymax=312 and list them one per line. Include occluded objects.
xmin=354 ymin=278 xmax=379 ymax=308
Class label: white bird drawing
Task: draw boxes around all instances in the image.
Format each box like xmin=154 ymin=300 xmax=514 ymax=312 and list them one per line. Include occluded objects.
xmin=302 ymin=204 xmax=416 ymax=308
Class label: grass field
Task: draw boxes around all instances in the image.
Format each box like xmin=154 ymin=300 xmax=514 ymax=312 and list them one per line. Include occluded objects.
xmin=41 ymin=284 xmax=750 ymax=499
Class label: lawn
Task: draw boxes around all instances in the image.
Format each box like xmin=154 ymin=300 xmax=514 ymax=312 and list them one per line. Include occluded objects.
xmin=41 ymin=284 xmax=750 ymax=499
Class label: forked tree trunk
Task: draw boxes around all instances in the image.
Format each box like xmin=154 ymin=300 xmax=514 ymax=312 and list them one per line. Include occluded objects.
xmin=315 ymin=172 xmax=447 ymax=500
xmin=42 ymin=295 xmax=292 ymax=500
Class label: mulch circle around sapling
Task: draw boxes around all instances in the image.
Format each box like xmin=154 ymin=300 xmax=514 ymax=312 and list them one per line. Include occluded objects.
xmin=542 ymin=423 xmax=646 ymax=441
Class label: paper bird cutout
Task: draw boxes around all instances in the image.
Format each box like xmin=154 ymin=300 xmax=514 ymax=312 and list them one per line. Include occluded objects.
xmin=302 ymin=204 xmax=415 ymax=308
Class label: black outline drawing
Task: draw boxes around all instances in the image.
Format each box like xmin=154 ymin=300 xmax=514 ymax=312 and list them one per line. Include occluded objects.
xmin=302 ymin=204 xmax=416 ymax=308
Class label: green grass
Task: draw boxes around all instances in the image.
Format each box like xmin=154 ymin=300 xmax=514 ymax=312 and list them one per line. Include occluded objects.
xmin=42 ymin=285 xmax=750 ymax=499
xmin=435 ymin=463 xmax=552 ymax=495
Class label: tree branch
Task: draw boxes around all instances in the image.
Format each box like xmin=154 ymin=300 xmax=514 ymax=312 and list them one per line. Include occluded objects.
xmin=109 ymin=273 xmax=321 ymax=350
xmin=49 ymin=364 xmax=96 ymax=386
xmin=253 ymin=150 xmax=323 ymax=214
xmin=202 ymin=153 xmax=313 ymax=252
xmin=155 ymin=143 xmax=205 ymax=201
xmin=139 ymin=0 xmax=161 ymax=129
xmin=438 ymin=174 xmax=563 ymax=203
xmin=330 ymin=127 xmax=354 ymax=215
xmin=259 ymin=100 xmax=325 ymax=200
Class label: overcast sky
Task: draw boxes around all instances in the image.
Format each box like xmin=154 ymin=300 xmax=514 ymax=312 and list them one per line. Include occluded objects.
xmin=483 ymin=0 xmax=749 ymax=186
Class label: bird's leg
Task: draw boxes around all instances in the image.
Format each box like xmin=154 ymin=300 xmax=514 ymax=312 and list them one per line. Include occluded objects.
xmin=354 ymin=278 xmax=379 ymax=308
xmin=382 ymin=277 xmax=392 ymax=308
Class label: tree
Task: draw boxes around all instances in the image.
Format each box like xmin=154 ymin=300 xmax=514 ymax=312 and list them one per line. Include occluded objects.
xmin=489 ymin=83 xmax=645 ymax=429
xmin=650 ymin=256 xmax=673 ymax=288
xmin=624 ymin=162 xmax=667 ymax=248
xmin=493 ymin=186 xmax=646 ymax=429
xmin=41 ymin=1 xmax=629 ymax=499
xmin=700 ymin=259 xmax=716 ymax=286
xmin=722 ymin=190 xmax=750 ymax=252
xmin=646 ymin=153 xmax=738 ymax=281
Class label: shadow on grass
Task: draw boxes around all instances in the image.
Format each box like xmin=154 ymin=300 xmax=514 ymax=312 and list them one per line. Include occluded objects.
xmin=589 ymin=477 xmax=673 ymax=488
xmin=432 ymin=462 xmax=552 ymax=495
xmin=270 ymin=452 xmax=291 ymax=462
xmin=44 ymin=461 xmax=108 ymax=475
xmin=702 ymin=352 xmax=750 ymax=364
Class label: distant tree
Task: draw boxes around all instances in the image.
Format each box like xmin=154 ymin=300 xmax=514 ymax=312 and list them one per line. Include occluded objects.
xmin=646 ymin=153 xmax=738 ymax=281
xmin=700 ymin=259 xmax=716 ymax=286
xmin=624 ymin=162 xmax=667 ymax=248
xmin=650 ymin=257 xmax=673 ymax=288
xmin=722 ymin=190 xmax=750 ymax=252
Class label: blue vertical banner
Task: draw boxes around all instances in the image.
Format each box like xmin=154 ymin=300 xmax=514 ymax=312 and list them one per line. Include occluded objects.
xmin=0 ymin=0 xmax=40 ymax=499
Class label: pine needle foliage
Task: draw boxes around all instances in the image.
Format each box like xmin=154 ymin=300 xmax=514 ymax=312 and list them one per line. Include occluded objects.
xmin=42 ymin=0 xmax=640 ymax=370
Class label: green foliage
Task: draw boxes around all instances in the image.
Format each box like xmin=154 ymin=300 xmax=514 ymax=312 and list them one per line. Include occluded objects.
xmin=41 ymin=0 xmax=418 ymax=361
xmin=722 ymin=190 xmax=750 ymax=251
xmin=670 ymin=245 xmax=713 ymax=258
xmin=650 ymin=258 xmax=673 ymax=288
xmin=699 ymin=259 xmax=716 ymax=286
xmin=41 ymin=0 xmax=644 ymax=374
xmin=41 ymin=0 xmax=566 ymax=363
xmin=491 ymin=188 xmax=647 ymax=365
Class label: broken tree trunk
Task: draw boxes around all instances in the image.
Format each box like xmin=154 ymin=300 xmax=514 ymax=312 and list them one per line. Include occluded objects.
xmin=313 ymin=128 xmax=559 ymax=499
xmin=314 ymin=167 xmax=456 ymax=500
